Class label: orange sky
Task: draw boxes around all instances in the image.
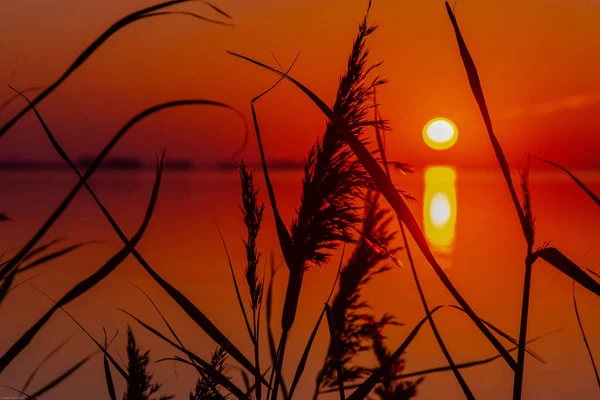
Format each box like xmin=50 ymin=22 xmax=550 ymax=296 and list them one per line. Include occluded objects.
xmin=0 ymin=0 xmax=599 ymax=167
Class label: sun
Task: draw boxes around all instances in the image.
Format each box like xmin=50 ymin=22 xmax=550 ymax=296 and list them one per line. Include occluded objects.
xmin=423 ymin=118 xmax=458 ymax=150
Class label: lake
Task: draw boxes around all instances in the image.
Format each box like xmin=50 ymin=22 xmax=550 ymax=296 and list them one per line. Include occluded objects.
xmin=0 ymin=167 xmax=598 ymax=399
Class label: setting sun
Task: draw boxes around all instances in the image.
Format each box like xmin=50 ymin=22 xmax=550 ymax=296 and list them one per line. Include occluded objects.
xmin=423 ymin=117 xmax=458 ymax=150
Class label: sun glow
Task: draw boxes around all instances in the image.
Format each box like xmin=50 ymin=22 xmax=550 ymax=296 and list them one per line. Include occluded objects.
xmin=423 ymin=118 xmax=458 ymax=150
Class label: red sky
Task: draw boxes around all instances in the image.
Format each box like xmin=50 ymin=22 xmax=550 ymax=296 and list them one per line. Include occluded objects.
xmin=0 ymin=0 xmax=599 ymax=167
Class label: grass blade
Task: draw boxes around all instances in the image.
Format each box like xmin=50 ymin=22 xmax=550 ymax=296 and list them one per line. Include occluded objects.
xmin=129 ymin=283 xmax=208 ymax=381
xmin=22 ymin=333 xmax=74 ymax=392
xmin=448 ymin=306 xmax=545 ymax=363
xmin=34 ymin=289 xmax=128 ymax=379
xmin=227 ymin=50 xmax=517 ymax=372
xmin=534 ymin=156 xmax=599 ymax=206
xmin=573 ymin=282 xmax=600 ymax=390
xmin=103 ymin=329 xmax=118 ymax=400
xmin=0 ymin=213 xmax=10 ymax=221
xmin=535 ymin=247 xmax=600 ymax=296
xmin=1 ymin=385 xmax=36 ymax=400
xmin=249 ymin=55 xmax=300 ymax=271
xmin=30 ymin=350 xmax=98 ymax=398
xmin=13 ymin=243 xmax=89 ymax=277
xmin=443 ymin=5 xmax=539 ymax=396
xmin=120 ymin=309 xmax=249 ymax=400
xmin=289 ymin=245 xmax=344 ymax=399
xmin=444 ymin=2 xmax=527 ymax=236
xmin=0 ymin=86 xmax=42 ymax=115
xmin=326 ymin=329 xmax=558 ymax=395
xmin=265 ymin=257 xmax=278 ymax=400
xmin=215 ymin=223 xmax=255 ymax=343
xmin=0 ymin=0 xmax=232 ymax=138
xmin=324 ymin=303 xmax=345 ymax=400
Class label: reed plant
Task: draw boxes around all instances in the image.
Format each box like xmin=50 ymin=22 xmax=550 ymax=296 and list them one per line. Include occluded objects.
xmin=0 ymin=1 xmax=599 ymax=399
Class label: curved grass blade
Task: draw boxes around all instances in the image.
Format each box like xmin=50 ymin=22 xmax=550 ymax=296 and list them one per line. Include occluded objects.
xmin=588 ymin=268 xmax=600 ymax=280
xmin=0 ymin=156 xmax=163 ymax=373
xmin=22 ymin=333 xmax=74 ymax=392
xmin=226 ymin=51 xmax=516 ymax=372
xmin=288 ymin=245 xmax=344 ymax=398
xmin=215 ymin=222 xmax=255 ymax=343
xmin=34 ymin=288 xmax=128 ymax=379
xmin=324 ymin=304 xmax=345 ymax=400
xmin=573 ymin=282 xmax=600 ymax=390
xmin=239 ymin=367 xmax=252 ymax=394
xmin=129 ymin=282 xmax=208 ymax=382
xmin=143 ymin=10 xmax=233 ymax=27
xmin=103 ymin=329 xmax=117 ymax=400
xmin=1 ymin=385 xmax=36 ymax=400
xmin=0 ymin=87 xmax=42 ymax=115
xmin=443 ymin=5 xmax=538 ymax=396
xmin=0 ymin=0 xmax=232 ymax=138
xmin=13 ymin=243 xmax=89 ymax=277
xmin=534 ymin=156 xmax=599 ymax=206
xmin=5 ymin=274 xmax=42 ymax=297
xmin=265 ymin=257 xmax=278 ymax=400
xmin=249 ymin=54 xmax=300 ymax=270
xmin=251 ymin=55 xmax=299 ymax=396
xmin=448 ymin=305 xmax=545 ymax=363
xmin=535 ymin=247 xmax=600 ymax=296
xmin=1 ymin=238 xmax=64 ymax=278
xmin=444 ymin=2 xmax=527 ymax=235
xmin=30 ymin=349 xmax=98 ymax=398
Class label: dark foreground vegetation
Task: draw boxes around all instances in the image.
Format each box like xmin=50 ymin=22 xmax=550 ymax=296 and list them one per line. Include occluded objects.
xmin=0 ymin=1 xmax=598 ymax=399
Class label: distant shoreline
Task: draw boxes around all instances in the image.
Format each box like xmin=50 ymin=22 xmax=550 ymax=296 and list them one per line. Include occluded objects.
xmin=1 ymin=160 xmax=598 ymax=173
xmin=0 ymin=159 xmax=305 ymax=172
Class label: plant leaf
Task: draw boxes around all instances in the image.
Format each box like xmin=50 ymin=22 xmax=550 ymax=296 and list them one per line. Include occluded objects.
xmin=573 ymin=282 xmax=600 ymax=390
xmin=535 ymin=247 xmax=600 ymax=296
xmin=534 ymin=156 xmax=599 ymax=206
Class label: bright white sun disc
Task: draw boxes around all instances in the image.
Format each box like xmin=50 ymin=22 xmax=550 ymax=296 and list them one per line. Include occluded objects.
xmin=423 ymin=118 xmax=458 ymax=150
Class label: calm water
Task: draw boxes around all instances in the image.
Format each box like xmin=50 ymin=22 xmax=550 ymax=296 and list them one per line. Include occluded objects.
xmin=0 ymin=167 xmax=599 ymax=399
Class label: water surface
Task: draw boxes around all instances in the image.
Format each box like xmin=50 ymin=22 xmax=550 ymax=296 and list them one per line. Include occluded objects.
xmin=0 ymin=167 xmax=598 ymax=399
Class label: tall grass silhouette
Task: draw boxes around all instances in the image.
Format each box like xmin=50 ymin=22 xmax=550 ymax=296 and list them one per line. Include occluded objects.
xmin=0 ymin=0 xmax=598 ymax=399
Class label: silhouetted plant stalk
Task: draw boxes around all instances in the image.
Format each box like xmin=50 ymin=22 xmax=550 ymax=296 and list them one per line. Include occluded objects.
xmin=444 ymin=3 xmax=542 ymax=395
xmin=239 ymin=159 xmax=265 ymax=400
xmin=260 ymin=10 xmax=384 ymax=399
xmin=124 ymin=326 xmax=173 ymax=400
xmin=190 ymin=346 xmax=229 ymax=400
xmin=314 ymin=190 xmax=422 ymax=400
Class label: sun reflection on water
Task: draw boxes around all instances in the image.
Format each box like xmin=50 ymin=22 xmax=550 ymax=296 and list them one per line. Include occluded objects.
xmin=423 ymin=166 xmax=457 ymax=264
